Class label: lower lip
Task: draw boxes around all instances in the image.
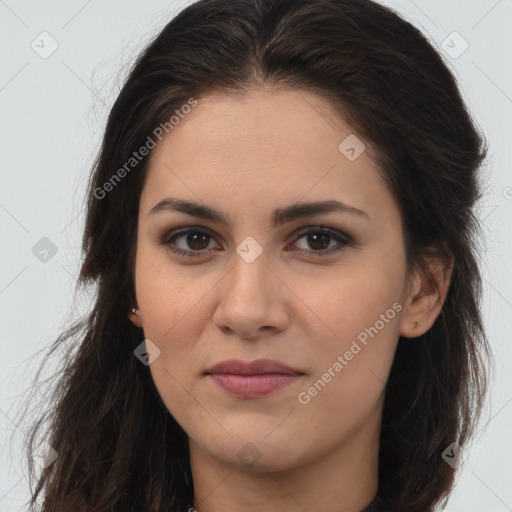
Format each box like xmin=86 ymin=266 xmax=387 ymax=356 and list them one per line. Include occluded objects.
xmin=208 ymin=373 xmax=302 ymax=398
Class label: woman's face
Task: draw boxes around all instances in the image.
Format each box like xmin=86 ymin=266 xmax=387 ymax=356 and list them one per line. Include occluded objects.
xmin=130 ymin=87 xmax=419 ymax=473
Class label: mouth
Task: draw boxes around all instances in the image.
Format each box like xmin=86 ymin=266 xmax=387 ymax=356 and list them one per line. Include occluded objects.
xmin=204 ymin=359 xmax=305 ymax=399
xmin=206 ymin=373 xmax=304 ymax=398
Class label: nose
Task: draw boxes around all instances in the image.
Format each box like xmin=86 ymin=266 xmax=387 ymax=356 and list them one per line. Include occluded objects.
xmin=212 ymin=249 xmax=289 ymax=340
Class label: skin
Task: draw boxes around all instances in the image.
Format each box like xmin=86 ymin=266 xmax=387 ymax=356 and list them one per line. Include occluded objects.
xmin=128 ymin=86 xmax=453 ymax=512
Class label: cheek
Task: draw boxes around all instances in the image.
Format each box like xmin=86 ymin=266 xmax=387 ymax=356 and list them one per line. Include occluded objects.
xmin=134 ymin=251 xmax=204 ymax=392
xmin=313 ymin=262 xmax=402 ymax=338
xmin=135 ymin=245 xmax=205 ymax=338
xmin=295 ymin=280 xmax=401 ymax=442
xmin=301 ymin=260 xmax=403 ymax=402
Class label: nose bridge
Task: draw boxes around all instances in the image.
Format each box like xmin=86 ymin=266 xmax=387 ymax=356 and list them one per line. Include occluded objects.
xmin=218 ymin=237 xmax=285 ymax=320
xmin=212 ymin=233 xmax=292 ymax=338
xmin=229 ymin=239 xmax=272 ymax=295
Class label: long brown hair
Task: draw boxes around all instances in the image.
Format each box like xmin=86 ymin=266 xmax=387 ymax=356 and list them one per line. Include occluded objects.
xmin=20 ymin=0 xmax=492 ymax=510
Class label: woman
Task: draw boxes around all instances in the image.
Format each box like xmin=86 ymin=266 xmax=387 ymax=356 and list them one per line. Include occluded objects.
xmin=23 ymin=0 xmax=492 ymax=511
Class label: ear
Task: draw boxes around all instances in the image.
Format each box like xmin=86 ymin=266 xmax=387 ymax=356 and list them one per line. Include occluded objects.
xmin=128 ymin=307 xmax=143 ymax=329
xmin=399 ymin=243 xmax=454 ymax=339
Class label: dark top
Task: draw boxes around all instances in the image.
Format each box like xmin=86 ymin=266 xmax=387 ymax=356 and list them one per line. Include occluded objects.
xmin=365 ymin=493 xmax=392 ymax=512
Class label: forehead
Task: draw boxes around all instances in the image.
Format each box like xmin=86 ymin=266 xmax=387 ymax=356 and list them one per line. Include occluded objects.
xmin=156 ymin=87 xmax=366 ymax=157
xmin=140 ymin=87 xmax=396 ymax=226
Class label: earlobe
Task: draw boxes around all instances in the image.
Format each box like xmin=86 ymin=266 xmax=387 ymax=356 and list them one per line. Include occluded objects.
xmin=128 ymin=307 xmax=143 ymax=328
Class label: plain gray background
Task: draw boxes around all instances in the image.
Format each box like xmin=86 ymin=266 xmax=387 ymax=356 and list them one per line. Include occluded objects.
xmin=0 ymin=1 xmax=511 ymax=511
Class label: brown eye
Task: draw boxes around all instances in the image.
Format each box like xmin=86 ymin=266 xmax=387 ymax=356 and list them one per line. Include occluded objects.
xmin=304 ymin=232 xmax=332 ymax=251
xmin=159 ymin=228 xmax=220 ymax=258
xmin=289 ymin=227 xmax=352 ymax=257
xmin=183 ymin=231 xmax=211 ymax=251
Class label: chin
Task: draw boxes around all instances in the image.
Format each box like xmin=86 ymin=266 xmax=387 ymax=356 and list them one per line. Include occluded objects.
xmin=196 ymin=431 xmax=308 ymax=472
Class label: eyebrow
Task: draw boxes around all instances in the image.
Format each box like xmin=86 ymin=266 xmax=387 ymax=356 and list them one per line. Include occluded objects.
xmin=148 ymin=197 xmax=371 ymax=227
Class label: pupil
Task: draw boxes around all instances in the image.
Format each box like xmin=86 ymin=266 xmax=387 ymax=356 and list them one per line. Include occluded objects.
xmin=308 ymin=233 xmax=330 ymax=250
xmin=188 ymin=232 xmax=209 ymax=250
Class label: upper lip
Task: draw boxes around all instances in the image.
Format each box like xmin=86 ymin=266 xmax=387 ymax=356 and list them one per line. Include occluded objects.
xmin=205 ymin=358 xmax=304 ymax=375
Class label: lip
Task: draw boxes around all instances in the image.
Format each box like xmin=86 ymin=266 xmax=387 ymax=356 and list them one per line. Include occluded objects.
xmin=204 ymin=358 xmax=305 ymax=399
xmin=205 ymin=358 xmax=303 ymax=376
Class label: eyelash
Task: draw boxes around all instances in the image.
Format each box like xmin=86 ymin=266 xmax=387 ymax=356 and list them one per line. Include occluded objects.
xmin=158 ymin=225 xmax=353 ymax=259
